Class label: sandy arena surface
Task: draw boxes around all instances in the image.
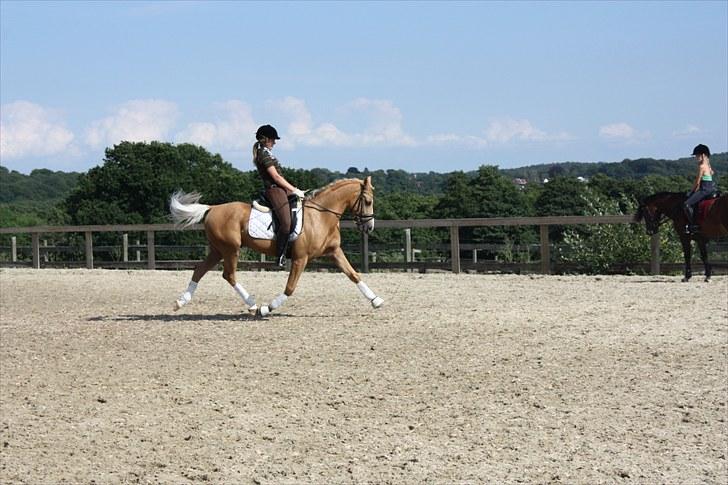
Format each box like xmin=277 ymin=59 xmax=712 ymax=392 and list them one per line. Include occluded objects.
xmin=0 ymin=268 xmax=726 ymax=484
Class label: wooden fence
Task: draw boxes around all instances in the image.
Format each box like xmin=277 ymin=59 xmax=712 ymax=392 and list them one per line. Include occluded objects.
xmin=0 ymin=215 xmax=685 ymax=274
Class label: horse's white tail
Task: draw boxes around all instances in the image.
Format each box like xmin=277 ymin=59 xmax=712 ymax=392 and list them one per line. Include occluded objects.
xmin=170 ymin=191 xmax=210 ymax=228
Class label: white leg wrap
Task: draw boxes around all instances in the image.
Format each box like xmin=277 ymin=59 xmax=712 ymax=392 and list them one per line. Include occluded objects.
xmin=259 ymin=293 xmax=287 ymax=317
xmin=175 ymin=281 xmax=198 ymax=310
xmin=269 ymin=293 xmax=288 ymax=310
xmin=357 ymin=281 xmax=384 ymax=308
xmin=357 ymin=281 xmax=376 ymax=300
xmin=234 ymin=283 xmax=256 ymax=307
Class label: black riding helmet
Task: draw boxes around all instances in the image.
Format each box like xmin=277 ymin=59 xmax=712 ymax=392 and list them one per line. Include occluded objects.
xmin=692 ymin=144 xmax=710 ymax=157
xmin=256 ymin=124 xmax=280 ymax=140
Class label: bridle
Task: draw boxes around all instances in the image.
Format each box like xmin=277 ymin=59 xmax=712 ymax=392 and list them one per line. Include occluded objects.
xmin=642 ymin=205 xmax=669 ymax=234
xmin=639 ymin=194 xmax=685 ymax=234
xmin=304 ymin=183 xmax=375 ymax=232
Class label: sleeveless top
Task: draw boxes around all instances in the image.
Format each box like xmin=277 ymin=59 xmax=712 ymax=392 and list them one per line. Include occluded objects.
xmin=254 ymin=146 xmax=282 ymax=189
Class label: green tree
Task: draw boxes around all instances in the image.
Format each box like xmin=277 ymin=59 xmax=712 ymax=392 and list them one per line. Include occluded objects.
xmin=64 ymin=141 xmax=256 ymax=225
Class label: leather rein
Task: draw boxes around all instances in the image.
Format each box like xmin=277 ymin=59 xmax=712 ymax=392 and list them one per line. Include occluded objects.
xmin=304 ymin=185 xmax=374 ymax=230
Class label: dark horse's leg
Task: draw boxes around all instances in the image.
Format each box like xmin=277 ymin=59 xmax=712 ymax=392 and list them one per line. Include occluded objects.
xmin=679 ymin=234 xmax=693 ymax=282
xmin=696 ymin=237 xmax=712 ymax=282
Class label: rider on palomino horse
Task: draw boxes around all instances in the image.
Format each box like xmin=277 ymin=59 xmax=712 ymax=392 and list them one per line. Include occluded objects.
xmin=253 ymin=124 xmax=306 ymax=266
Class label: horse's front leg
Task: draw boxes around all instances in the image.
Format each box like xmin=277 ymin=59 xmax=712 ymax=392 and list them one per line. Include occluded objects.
xmin=697 ymin=238 xmax=711 ymax=282
xmin=330 ymin=247 xmax=384 ymax=308
xmin=680 ymin=235 xmax=693 ymax=282
xmin=258 ymin=256 xmax=308 ymax=317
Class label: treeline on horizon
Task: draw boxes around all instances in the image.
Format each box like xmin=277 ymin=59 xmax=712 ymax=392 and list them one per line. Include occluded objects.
xmin=2 ymin=141 xmax=725 ymax=208
xmin=0 ymin=141 xmax=725 ymax=273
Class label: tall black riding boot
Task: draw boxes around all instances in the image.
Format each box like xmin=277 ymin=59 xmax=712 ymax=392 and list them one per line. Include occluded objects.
xmin=275 ymin=237 xmax=289 ymax=267
xmin=683 ymin=203 xmax=698 ymax=234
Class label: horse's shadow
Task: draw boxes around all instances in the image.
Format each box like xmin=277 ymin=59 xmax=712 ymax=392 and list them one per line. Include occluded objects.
xmin=86 ymin=313 xmax=294 ymax=323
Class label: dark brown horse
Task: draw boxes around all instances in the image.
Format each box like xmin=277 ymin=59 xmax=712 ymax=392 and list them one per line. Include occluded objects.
xmin=169 ymin=177 xmax=384 ymax=316
xmin=634 ymin=192 xmax=728 ymax=281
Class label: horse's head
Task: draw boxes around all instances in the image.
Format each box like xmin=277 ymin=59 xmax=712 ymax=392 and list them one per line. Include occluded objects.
xmin=353 ymin=176 xmax=375 ymax=234
xmin=634 ymin=192 xmax=685 ymax=235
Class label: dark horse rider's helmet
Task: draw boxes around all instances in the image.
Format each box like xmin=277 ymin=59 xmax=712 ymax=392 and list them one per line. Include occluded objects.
xmin=692 ymin=144 xmax=710 ymax=157
xmin=256 ymin=124 xmax=280 ymax=141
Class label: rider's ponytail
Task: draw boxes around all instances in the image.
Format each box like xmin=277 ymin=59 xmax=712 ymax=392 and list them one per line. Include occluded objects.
xmin=252 ymin=141 xmax=261 ymax=165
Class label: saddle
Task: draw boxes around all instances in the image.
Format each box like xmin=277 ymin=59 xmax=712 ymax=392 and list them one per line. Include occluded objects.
xmin=696 ymin=192 xmax=720 ymax=226
xmin=248 ymin=194 xmax=304 ymax=241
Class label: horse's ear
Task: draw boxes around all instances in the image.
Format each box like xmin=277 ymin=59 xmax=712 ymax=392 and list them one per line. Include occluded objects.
xmin=365 ymin=175 xmax=374 ymax=190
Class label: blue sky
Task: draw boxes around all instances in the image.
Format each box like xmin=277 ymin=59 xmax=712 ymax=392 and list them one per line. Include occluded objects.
xmin=1 ymin=1 xmax=726 ymax=175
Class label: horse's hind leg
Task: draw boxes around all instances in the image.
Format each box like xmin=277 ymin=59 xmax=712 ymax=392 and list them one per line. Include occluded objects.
xmin=330 ymin=247 xmax=384 ymax=308
xmin=697 ymin=238 xmax=711 ymax=282
xmin=174 ymin=246 xmax=221 ymax=310
xmin=222 ymin=247 xmax=257 ymax=313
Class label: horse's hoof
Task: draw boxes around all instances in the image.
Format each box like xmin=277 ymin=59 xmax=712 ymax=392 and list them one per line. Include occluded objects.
xmin=258 ymin=305 xmax=271 ymax=317
xmin=681 ymin=277 xmax=690 ymax=283
xmin=371 ymin=297 xmax=384 ymax=308
xmin=704 ymin=278 xmax=711 ymax=283
xmin=173 ymin=300 xmax=184 ymax=311
xmin=247 ymin=304 xmax=258 ymax=315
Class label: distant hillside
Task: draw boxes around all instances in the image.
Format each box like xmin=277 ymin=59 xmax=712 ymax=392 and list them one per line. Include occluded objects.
xmin=1 ymin=151 xmax=725 ymax=207
xmin=0 ymin=166 xmax=81 ymax=203
xmin=501 ymin=153 xmax=728 ymax=183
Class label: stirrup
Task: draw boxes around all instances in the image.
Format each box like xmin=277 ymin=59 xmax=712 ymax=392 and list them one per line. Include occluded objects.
xmin=276 ymin=254 xmax=286 ymax=267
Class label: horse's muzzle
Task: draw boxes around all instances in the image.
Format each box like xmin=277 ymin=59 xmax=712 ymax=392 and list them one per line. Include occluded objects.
xmin=358 ymin=219 xmax=375 ymax=234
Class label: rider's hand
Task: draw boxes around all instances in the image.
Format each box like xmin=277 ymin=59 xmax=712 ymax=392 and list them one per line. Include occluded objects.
xmin=291 ymin=188 xmax=306 ymax=199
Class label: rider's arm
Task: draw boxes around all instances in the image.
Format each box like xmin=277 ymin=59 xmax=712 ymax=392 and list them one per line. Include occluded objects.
xmin=691 ymin=169 xmax=701 ymax=192
xmin=265 ymin=165 xmax=297 ymax=193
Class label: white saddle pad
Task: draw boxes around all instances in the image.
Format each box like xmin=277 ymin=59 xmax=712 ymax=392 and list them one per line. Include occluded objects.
xmin=247 ymin=200 xmax=303 ymax=241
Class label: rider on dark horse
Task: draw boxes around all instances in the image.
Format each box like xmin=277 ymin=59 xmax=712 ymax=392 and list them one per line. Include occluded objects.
xmin=684 ymin=144 xmax=718 ymax=234
xmin=252 ymin=125 xmax=306 ymax=267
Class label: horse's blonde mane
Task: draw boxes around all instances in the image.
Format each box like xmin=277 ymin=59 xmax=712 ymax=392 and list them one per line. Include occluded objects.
xmin=307 ymin=178 xmax=363 ymax=200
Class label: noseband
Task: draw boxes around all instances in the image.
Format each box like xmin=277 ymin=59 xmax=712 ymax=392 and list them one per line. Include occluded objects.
xmin=352 ymin=188 xmax=375 ymax=230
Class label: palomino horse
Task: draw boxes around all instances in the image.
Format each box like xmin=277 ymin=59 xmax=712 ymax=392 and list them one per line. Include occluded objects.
xmin=169 ymin=177 xmax=384 ymax=316
xmin=634 ymin=192 xmax=728 ymax=281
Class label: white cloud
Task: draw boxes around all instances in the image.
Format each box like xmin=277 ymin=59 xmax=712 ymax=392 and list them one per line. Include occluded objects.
xmin=672 ymin=124 xmax=701 ymax=137
xmin=485 ymin=118 xmax=549 ymax=143
xmin=598 ymin=122 xmax=653 ymax=142
xmin=270 ymin=96 xmax=416 ymax=148
xmin=175 ymin=100 xmax=256 ymax=151
xmin=0 ymin=101 xmax=75 ymax=160
xmin=85 ymin=99 xmax=179 ymax=148
xmin=599 ymin=122 xmax=635 ymax=139
xmin=426 ymin=118 xmax=572 ymax=147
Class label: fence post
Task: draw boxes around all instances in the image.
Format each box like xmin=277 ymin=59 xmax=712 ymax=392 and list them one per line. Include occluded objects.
xmin=31 ymin=233 xmax=40 ymax=269
xmin=146 ymin=231 xmax=155 ymax=269
xmin=360 ymin=232 xmax=369 ymax=273
xmin=136 ymin=239 xmax=141 ymax=262
xmin=123 ymin=234 xmax=129 ymax=262
xmin=450 ymin=225 xmax=461 ymax=274
xmin=404 ymin=229 xmax=412 ymax=270
xmin=43 ymin=240 xmax=49 ymax=263
xmin=650 ymin=233 xmax=660 ymax=275
xmin=85 ymin=231 xmax=93 ymax=269
xmin=540 ymin=225 xmax=550 ymax=275
xmin=11 ymin=236 xmax=17 ymax=263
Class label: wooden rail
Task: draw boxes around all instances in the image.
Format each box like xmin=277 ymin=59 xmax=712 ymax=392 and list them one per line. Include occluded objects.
xmin=0 ymin=215 xmax=662 ymax=274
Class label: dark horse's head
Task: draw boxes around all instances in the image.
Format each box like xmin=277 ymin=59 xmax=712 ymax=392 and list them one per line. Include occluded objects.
xmin=634 ymin=192 xmax=687 ymax=235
